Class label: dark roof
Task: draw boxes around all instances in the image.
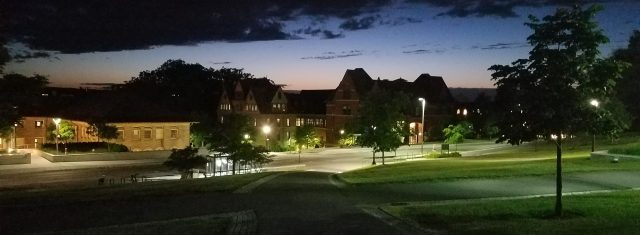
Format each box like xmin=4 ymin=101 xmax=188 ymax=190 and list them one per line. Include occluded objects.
xmin=344 ymin=68 xmax=374 ymax=96
xmin=287 ymin=90 xmax=334 ymax=114
xmin=448 ymin=88 xmax=496 ymax=103
xmin=371 ymin=73 xmax=455 ymax=105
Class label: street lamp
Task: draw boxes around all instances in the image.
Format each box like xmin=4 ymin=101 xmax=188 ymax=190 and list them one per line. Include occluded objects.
xmin=52 ymin=118 xmax=61 ymax=154
xmin=12 ymin=123 xmax=17 ymax=151
xmin=590 ymin=99 xmax=599 ymax=152
xmin=339 ymin=129 xmax=345 ymax=135
xmin=418 ymin=97 xmax=426 ymax=156
xmin=262 ymin=125 xmax=271 ymax=151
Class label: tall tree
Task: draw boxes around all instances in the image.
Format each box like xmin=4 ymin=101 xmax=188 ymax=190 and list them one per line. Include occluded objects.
xmin=489 ymin=5 xmax=627 ymax=216
xmin=0 ymin=74 xmax=48 ymax=134
xmin=294 ymin=124 xmax=319 ymax=163
xmin=358 ymin=90 xmax=409 ymax=165
xmin=612 ymin=30 xmax=640 ymax=129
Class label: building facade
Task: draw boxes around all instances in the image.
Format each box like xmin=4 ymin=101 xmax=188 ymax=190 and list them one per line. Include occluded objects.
xmin=1 ymin=117 xmax=191 ymax=152
xmin=217 ymin=68 xmax=456 ymax=147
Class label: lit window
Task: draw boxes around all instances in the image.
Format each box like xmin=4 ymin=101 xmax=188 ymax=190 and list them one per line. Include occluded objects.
xmin=35 ymin=121 xmax=43 ymax=128
xmin=156 ymin=128 xmax=164 ymax=140
xmin=117 ymin=129 xmax=125 ymax=141
xmin=286 ymin=119 xmax=290 ymax=126
xmin=133 ymin=128 xmax=140 ymax=140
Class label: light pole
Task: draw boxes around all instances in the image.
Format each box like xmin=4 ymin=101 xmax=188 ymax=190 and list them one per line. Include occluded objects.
xmin=12 ymin=123 xmax=17 ymax=151
xmin=371 ymin=125 xmax=377 ymax=165
xmin=590 ymin=99 xmax=599 ymax=152
xmin=418 ymin=98 xmax=426 ymax=156
xmin=262 ymin=125 xmax=271 ymax=151
xmin=52 ymin=118 xmax=61 ymax=154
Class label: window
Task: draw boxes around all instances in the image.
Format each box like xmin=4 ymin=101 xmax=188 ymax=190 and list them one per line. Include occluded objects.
xmin=143 ymin=128 xmax=152 ymax=139
xmin=342 ymin=106 xmax=351 ymax=115
xmin=117 ymin=129 xmax=124 ymax=141
xmin=296 ymin=118 xmax=303 ymax=127
xmin=133 ymin=128 xmax=140 ymax=140
xmin=254 ymin=118 xmax=257 ymax=127
xmin=286 ymin=118 xmax=290 ymax=127
xmin=35 ymin=121 xmax=43 ymax=128
xmin=156 ymin=128 xmax=164 ymax=140
xmin=170 ymin=129 xmax=178 ymax=139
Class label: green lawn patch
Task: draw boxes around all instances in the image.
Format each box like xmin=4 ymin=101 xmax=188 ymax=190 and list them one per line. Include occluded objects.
xmin=50 ymin=214 xmax=230 ymax=235
xmin=385 ymin=190 xmax=640 ymax=235
xmin=609 ymin=142 xmax=640 ymax=156
xmin=339 ymin=140 xmax=640 ymax=185
xmin=0 ymin=172 xmax=273 ymax=206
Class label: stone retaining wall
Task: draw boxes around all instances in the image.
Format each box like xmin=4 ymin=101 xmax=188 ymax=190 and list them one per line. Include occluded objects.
xmin=0 ymin=153 xmax=31 ymax=165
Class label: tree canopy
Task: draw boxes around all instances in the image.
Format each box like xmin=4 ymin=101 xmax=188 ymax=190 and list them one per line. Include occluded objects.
xmin=489 ymin=5 xmax=628 ymax=216
xmin=357 ymin=89 xmax=410 ymax=165
xmin=613 ymin=30 xmax=640 ymax=129
xmin=163 ymin=147 xmax=208 ymax=179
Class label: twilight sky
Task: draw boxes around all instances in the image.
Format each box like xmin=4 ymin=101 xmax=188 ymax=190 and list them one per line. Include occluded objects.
xmin=4 ymin=0 xmax=640 ymax=90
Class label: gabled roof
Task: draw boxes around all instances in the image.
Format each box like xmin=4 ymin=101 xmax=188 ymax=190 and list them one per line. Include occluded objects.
xmin=287 ymin=90 xmax=334 ymax=114
xmin=239 ymin=78 xmax=280 ymax=113
xmin=343 ymin=68 xmax=374 ymax=96
xmin=370 ymin=73 xmax=455 ymax=105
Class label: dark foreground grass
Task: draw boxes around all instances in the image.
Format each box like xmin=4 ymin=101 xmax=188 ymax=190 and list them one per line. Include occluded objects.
xmin=339 ymin=140 xmax=640 ymax=185
xmin=0 ymin=172 xmax=273 ymax=206
xmin=385 ymin=190 xmax=640 ymax=235
xmin=51 ymin=214 xmax=230 ymax=235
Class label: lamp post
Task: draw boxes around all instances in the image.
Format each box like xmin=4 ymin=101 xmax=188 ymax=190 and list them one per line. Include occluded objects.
xmin=262 ymin=125 xmax=271 ymax=151
xmin=371 ymin=125 xmax=377 ymax=165
xmin=12 ymin=123 xmax=17 ymax=151
xmin=590 ymin=99 xmax=599 ymax=152
xmin=52 ymin=118 xmax=61 ymax=154
xmin=418 ymin=98 xmax=426 ymax=156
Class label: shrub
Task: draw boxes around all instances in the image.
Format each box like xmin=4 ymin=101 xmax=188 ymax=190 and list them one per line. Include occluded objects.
xmin=42 ymin=142 xmax=128 ymax=153
xmin=425 ymin=151 xmax=462 ymax=158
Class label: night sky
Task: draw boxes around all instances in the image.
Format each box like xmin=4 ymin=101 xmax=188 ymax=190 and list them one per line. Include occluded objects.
xmin=4 ymin=0 xmax=640 ymax=90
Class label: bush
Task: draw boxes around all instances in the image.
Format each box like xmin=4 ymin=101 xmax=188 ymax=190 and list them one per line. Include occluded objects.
xmin=425 ymin=151 xmax=462 ymax=158
xmin=609 ymin=142 xmax=640 ymax=156
xmin=42 ymin=142 xmax=128 ymax=153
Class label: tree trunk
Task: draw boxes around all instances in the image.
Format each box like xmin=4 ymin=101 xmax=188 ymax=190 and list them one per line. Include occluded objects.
xmin=382 ymin=151 xmax=385 ymax=165
xmin=298 ymin=150 xmax=301 ymax=164
xmin=555 ymin=135 xmax=563 ymax=217
xmin=372 ymin=151 xmax=376 ymax=165
xmin=232 ymin=160 xmax=236 ymax=175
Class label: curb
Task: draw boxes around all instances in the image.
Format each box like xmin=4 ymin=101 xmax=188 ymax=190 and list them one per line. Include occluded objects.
xmin=328 ymin=173 xmax=348 ymax=189
xmin=359 ymin=205 xmax=438 ymax=235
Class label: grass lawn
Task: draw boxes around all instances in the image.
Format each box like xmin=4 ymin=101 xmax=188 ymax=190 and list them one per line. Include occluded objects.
xmin=384 ymin=190 xmax=640 ymax=235
xmin=51 ymin=214 xmax=230 ymax=235
xmin=339 ymin=135 xmax=640 ymax=185
xmin=0 ymin=172 xmax=273 ymax=206
xmin=609 ymin=142 xmax=640 ymax=156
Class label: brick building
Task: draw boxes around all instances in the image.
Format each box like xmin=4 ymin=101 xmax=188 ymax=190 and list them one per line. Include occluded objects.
xmin=218 ymin=68 xmax=456 ymax=147
xmin=1 ymin=116 xmax=191 ymax=152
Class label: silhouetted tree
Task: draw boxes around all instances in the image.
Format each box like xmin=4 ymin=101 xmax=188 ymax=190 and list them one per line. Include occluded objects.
xmin=612 ymin=30 xmax=640 ymax=129
xmin=163 ymin=147 xmax=208 ymax=179
xmin=490 ymin=5 xmax=627 ymax=216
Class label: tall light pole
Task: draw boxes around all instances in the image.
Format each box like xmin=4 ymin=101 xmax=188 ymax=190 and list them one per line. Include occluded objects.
xmin=262 ymin=125 xmax=271 ymax=151
xmin=12 ymin=123 xmax=17 ymax=151
xmin=52 ymin=118 xmax=61 ymax=154
xmin=418 ymin=98 xmax=426 ymax=156
xmin=590 ymin=99 xmax=599 ymax=152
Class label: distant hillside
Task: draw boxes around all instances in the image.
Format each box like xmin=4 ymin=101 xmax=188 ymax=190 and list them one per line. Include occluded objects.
xmin=448 ymin=88 xmax=496 ymax=103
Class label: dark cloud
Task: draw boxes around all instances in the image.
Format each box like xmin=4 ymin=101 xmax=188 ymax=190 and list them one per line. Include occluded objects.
xmin=478 ymin=42 xmax=529 ymax=50
xmin=301 ymin=50 xmax=363 ymax=60
xmin=339 ymin=15 xmax=381 ymax=31
xmin=293 ymin=27 xmax=343 ymax=39
xmin=4 ymin=0 xmax=391 ymax=54
xmin=408 ymin=0 xmax=607 ymax=18
xmin=210 ymin=61 xmax=232 ymax=65
xmin=402 ymin=49 xmax=445 ymax=54
xmin=11 ymin=51 xmax=53 ymax=63
xmin=322 ymin=30 xmax=345 ymax=39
